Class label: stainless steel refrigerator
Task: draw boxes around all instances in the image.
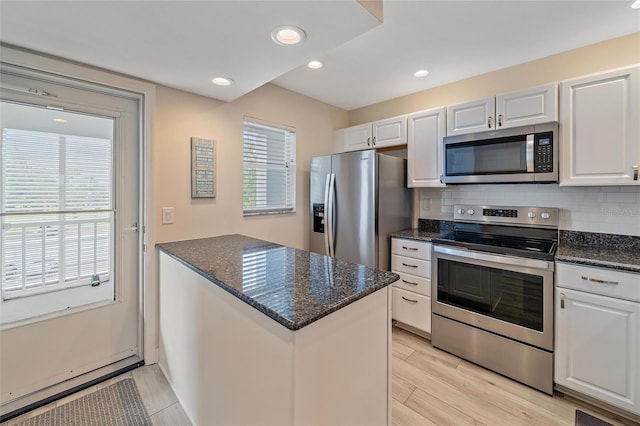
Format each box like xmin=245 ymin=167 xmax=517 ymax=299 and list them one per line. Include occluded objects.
xmin=309 ymin=150 xmax=412 ymax=270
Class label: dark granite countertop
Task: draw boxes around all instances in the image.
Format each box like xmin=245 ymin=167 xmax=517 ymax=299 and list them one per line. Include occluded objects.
xmin=393 ymin=225 xmax=640 ymax=274
xmin=556 ymin=231 xmax=640 ymax=274
xmin=157 ymin=234 xmax=399 ymax=331
xmin=390 ymin=229 xmax=440 ymax=242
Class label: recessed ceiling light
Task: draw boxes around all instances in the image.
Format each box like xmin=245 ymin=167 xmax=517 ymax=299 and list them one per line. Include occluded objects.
xmin=271 ymin=26 xmax=306 ymax=46
xmin=307 ymin=60 xmax=324 ymax=69
xmin=53 ymin=118 xmax=67 ymax=123
xmin=212 ymin=77 xmax=233 ymax=86
xmin=414 ymin=69 xmax=430 ymax=78
xmin=632 ymin=0 xmax=640 ymax=8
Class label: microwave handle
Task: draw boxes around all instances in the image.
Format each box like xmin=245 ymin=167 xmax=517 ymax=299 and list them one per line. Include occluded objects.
xmin=526 ymin=134 xmax=535 ymax=172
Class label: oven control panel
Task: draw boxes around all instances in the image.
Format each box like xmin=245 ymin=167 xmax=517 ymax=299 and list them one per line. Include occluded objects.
xmin=454 ymin=205 xmax=559 ymax=227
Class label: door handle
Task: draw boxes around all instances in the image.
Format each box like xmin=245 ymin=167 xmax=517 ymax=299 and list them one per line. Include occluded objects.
xmin=560 ymin=293 xmax=565 ymax=309
xmin=327 ymin=173 xmax=336 ymax=257
xmin=581 ymin=276 xmax=618 ymax=285
xmin=372 ymin=136 xmax=376 ymax=146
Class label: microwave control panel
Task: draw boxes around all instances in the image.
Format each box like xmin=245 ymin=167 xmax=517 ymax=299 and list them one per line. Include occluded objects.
xmin=534 ymin=132 xmax=553 ymax=173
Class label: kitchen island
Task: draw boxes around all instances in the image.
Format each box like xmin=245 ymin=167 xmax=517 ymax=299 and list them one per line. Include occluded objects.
xmin=156 ymin=234 xmax=399 ymax=426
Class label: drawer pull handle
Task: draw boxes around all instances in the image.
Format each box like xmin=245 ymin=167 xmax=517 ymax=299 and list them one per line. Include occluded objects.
xmin=401 ymin=296 xmax=418 ymax=303
xmin=401 ymin=279 xmax=418 ymax=286
xmin=581 ymin=276 xmax=619 ymax=285
xmin=402 ymin=263 xmax=418 ymax=268
xmin=402 ymin=246 xmax=418 ymax=251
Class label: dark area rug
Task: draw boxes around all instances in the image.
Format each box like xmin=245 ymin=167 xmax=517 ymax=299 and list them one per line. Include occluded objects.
xmin=16 ymin=378 xmax=151 ymax=426
xmin=575 ymin=409 xmax=614 ymax=426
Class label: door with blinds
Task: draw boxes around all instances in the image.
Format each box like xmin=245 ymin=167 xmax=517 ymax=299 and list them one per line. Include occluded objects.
xmin=0 ymin=67 xmax=142 ymax=414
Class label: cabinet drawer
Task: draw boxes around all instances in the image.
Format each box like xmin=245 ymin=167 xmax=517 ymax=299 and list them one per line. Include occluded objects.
xmin=392 ymin=238 xmax=431 ymax=260
xmin=392 ymin=255 xmax=431 ymax=278
xmin=392 ymin=287 xmax=431 ymax=333
xmin=393 ymin=271 xmax=431 ymax=296
xmin=557 ymin=262 xmax=640 ymax=302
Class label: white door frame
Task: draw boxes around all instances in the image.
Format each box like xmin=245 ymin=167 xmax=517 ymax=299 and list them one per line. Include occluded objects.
xmin=0 ymin=44 xmax=159 ymax=364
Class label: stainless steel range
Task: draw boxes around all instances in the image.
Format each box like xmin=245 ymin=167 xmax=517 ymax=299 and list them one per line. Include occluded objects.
xmin=431 ymin=204 xmax=558 ymax=394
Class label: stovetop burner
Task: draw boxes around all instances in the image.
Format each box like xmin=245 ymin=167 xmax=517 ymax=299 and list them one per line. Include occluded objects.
xmin=434 ymin=205 xmax=559 ymax=261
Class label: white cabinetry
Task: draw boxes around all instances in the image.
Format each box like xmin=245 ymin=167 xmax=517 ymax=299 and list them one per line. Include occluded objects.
xmin=407 ymin=107 xmax=446 ymax=187
xmin=391 ymin=238 xmax=432 ymax=336
xmin=555 ymin=262 xmax=640 ymax=416
xmin=334 ymin=115 xmax=406 ymax=153
xmin=559 ymin=65 xmax=640 ymax=186
xmin=446 ymin=83 xmax=558 ymax=136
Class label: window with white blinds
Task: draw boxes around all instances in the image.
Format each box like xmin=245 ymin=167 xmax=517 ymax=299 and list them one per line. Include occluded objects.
xmin=1 ymin=126 xmax=114 ymax=299
xmin=242 ymin=120 xmax=296 ymax=215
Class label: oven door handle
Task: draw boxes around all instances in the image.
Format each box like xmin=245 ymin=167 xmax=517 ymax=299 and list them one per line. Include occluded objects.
xmin=433 ymin=245 xmax=553 ymax=270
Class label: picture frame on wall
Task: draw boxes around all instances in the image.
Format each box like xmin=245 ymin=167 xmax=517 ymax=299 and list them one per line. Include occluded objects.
xmin=191 ymin=137 xmax=215 ymax=198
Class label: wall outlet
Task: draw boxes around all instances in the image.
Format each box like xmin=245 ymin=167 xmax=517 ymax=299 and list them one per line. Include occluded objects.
xmin=162 ymin=207 xmax=174 ymax=224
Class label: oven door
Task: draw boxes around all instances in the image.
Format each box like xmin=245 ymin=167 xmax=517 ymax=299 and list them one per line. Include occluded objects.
xmin=432 ymin=244 xmax=554 ymax=351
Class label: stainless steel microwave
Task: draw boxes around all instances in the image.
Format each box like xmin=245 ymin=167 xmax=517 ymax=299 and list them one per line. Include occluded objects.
xmin=442 ymin=122 xmax=558 ymax=184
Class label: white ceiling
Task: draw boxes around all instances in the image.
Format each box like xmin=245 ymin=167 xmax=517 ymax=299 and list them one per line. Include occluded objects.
xmin=1 ymin=1 xmax=639 ymax=111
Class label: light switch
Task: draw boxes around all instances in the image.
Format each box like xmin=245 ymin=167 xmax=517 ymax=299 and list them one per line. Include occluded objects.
xmin=162 ymin=207 xmax=174 ymax=224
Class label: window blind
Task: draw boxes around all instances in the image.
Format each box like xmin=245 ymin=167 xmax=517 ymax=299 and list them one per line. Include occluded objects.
xmin=1 ymin=128 xmax=113 ymax=298
xmin=242 ymin=120 xmax=296 ymax=214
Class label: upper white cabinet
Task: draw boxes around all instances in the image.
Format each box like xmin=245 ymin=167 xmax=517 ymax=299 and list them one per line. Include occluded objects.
xmin=334 ymin=115 xmax=406 ymax=153
xmin=446 ymin=83 xmax=558 ymax=136
xmin=559 ymin=65 xmax=640 ymax=186
xmin=407 ymin=106 xmax=446 ymax=187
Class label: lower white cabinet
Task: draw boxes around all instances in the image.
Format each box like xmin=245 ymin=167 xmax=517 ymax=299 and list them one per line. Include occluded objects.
xmin=391 ymin=238 xmax=431 ymax=336
xmin=555 ymin=263 xmax=640 ymax=415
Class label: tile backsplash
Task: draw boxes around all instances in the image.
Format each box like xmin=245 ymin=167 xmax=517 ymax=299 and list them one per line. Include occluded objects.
xmin=419 ymin=184 xmax=640 ymax=236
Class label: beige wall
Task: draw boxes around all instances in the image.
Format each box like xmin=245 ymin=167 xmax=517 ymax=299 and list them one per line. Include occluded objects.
xmin=154 ymin=83 xmax=348 ymax=249
xmin=349 ymin=32 xmax=640 ymax=125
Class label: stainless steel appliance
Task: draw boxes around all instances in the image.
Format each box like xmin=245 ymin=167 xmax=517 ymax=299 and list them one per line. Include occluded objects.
xmin=309 ymin=150 xmax=411 ymax=270
xmin=432 ymin=205 xmax=558 ymax=394
xmin=443 ymin=122 xmax=558 ymax=184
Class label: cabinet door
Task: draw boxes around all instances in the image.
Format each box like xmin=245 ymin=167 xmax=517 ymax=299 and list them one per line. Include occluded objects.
xmin=446 ymin=97 xmax=495 ymax=136
xmin=495 ymin=83 xmax=558 ymax=129
xmin=560 ymin=65 xmax=640 ymax=186
xmin=555 ymin=288 xmax=640 ymax=414
xmin=372 ymin=115 xmax=406 ymax=148
xmin=392 ymin=287 xmax=431 ymax=334
xmin=343 ymin=123 xmax=372 ymax=152
xmin=407 ymin=107 xmax=446 ymax=187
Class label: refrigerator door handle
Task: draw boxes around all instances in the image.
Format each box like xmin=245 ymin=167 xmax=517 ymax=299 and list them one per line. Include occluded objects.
xmin=323 ymin=174 xmax=332 ymax=256
xmin=327 ymin=173 xmax=336 ymax=257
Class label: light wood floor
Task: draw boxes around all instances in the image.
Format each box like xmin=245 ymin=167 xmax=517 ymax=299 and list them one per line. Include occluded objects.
xmin=2 ymin=364 xmax=191 ymax=426
xmin=391 ymin=326 xmax=639 ymax=426
xmin=4 ymin=328 xmax=639 ymax=425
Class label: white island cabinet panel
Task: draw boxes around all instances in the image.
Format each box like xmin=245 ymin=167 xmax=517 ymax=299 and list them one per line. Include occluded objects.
xmin=159 ymin=251 xmax=391 ymax=426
